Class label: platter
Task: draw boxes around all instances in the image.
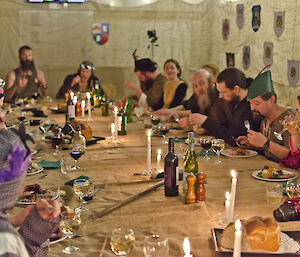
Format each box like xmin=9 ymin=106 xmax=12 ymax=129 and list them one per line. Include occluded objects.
xmin=26 ymin=163 xmax=44 ymax=176
xmin=221 ymin=149 xmax=258 ymax=158
xmin=211 ymin=228 xmax=300 ymax=256
xmin=252 ymin=169 xmax=297 ymax=182
xmin=17 ymin=190 xmax=58 ymax=205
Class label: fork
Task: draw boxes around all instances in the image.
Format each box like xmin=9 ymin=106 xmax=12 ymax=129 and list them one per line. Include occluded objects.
xmin=244 ymin=120 xmax=250 ymax=130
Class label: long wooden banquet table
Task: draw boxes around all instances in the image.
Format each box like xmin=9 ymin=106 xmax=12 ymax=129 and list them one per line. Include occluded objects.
xmin=8 ymin=102 xmax=300 ymax=257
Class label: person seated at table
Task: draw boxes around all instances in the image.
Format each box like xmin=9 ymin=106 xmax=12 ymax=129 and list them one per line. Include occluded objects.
xmin=237 ymin=70 xmax=293 ymax=162
xmin=124 ymin=58 xmax=167 ymax=111
xmin=0 ymin=123 xmax=60 ymax=257
xmin=56 ymin=60 xmax=104 ymax=98
xmin=185 ymin=68 xmax=259 ymax=146
xmin=154 ymin=69 xmax=225 ymax=123
xmin=202 ymin=63 xmax=220 ymax=85
xmin=5 ymin=45 xmax=49 ymax=102
xmin=279 ymin=95 xmax=300 ymax=169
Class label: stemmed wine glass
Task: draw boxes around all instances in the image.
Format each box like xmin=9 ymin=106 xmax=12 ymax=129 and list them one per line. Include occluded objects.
xmin=286 ymin=181 xmax=300 ymax=198
xmin=60 ymin=210 xmax=81 ymax=254
xmin=151 ymin=115 xmax=160 ymax=130
xmin=134 ymin=107 xmax=143 ymax=123
xmin=274 ymin=117 xmax=298 ymax=140
xmin=158 ymin=124 xmax=169 ymax=144
xmin=212 ymin=139 xmax=225 ymax=164
xmin=52 ymin=131 xmax=62 ymax=157
xmin=200 ymin=136 xmax=212 ymax=161
xmin=110 ymin=227 xmax=136 ymax=256
xmin=70 ymin=145 xmax=84 ymax=170
xmin=143 ymin=234 xmax=169 ymax=257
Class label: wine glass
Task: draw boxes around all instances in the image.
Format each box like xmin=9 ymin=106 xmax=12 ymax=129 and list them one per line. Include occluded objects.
xmin=274 ymin=116 xmax=298 ymax=140
xmin=143 ymin=234 xmax=169 ymax=257
xmin=212 ymin=139 xmax=225 ymax=164
xmin=110 ymin=227 xmax=135 ymax=256
xmin=158 ymin=124 xmax=169 ymax=144
xmin=69 ymin=145 xmax=84 ymax=170
xmin=200 ymin=136 xmax=212 ymax=161
xmin=18 ymin=111 xmax=26 ymax=123
xmin=134 ymin=107 xmax=143 ymax=123
xmin=151 ymin=115 xmax=160 ymax=130
xmin=60 ymin=210 xmax=81 ymax=254
xmin=286 ymin=181 xmax=300 ymax=198
xmin=52 ymin=133 xmax=62 ymax=157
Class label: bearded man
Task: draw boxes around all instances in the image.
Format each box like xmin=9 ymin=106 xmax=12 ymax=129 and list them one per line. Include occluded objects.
xmin=155 ymin=69 xmax=225 ymax=123
xmin=5 ymin=46 xmax=48 ymax=102
xmin=186 ymin=68 xmax=259 ymax=146
xmin=237 ymin=71 xmax=293 ymax=162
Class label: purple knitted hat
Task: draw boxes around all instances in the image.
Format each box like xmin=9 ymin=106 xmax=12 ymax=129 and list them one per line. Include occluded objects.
xmin=0 ymin=124 xmax=33 ymax=211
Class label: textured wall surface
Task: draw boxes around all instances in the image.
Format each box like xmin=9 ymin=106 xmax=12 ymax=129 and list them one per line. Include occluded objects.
xmin=0 ymin=0 xmax=299 ymax=106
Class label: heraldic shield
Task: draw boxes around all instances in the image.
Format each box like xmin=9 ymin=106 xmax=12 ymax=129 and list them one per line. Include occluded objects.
xmin=222 ymin=19 xmax=230 ymax=41
xmin=92 ymin=23 xmax=109 ymax=45
xmin=236 ymin=4 xmax=244 ymax=30
xmin=263 ymin=42 xmax=273 ymax=67
xmin=288 ymin=60 xmax=299 ymax=87
xmin=252 ymin=5 xmax=261 ymax=32
xmin=243 ymin=46 xmax=250 ymax=70
xmin=274 ymin=11 xmax=285 ymax=38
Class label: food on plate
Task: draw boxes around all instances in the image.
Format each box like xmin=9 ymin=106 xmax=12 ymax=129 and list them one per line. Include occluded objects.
xmin=229 ymin=148 xmax=248 ymax=156
xmin=70 ymin=119 xmax=93 ymax=141
xmin=220 ymin=216 xmax=280 ymax=252
xmin=27 ymin=162 xmax=41 ymax=174
xmin=257 ymin=166 xmax=295 ymax=179
xmin=18 ymin=184 xmax=52 ymax=203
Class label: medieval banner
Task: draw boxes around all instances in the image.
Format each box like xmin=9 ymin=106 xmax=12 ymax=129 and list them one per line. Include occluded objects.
xmin=243 ymin=46 xmax=250 ymax=70
xmin=274 ymin=11 xmax=285 ymax=38
xmin=222 ymin=19 xmax=230 ymax=41
xmin=263 ymin=42 xmax=273 ymax=67
xmin=287 ymin=60 xmax=299 ymax=87
xmin=92 ymin=23 xmax=109 ymax=45
xmin=252 ymin=5 xmax=261 ymax=32
xmin=226 ymin=52 xmax=235 ymax=68
xmin=236 ymin=4 xmax=244 ymax=29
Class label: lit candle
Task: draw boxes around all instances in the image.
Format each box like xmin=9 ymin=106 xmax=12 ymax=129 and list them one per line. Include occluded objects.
xmin=86 ymin=92 xmax=92 ymax=120
xmin=114 ymin=106 xmax=118 ymax=128
xmin=73 ymin=96 xmax=77 ymax=105
xmin=183 ymin=237 xmax=193 ymax=257
xmin=111 ymin=123 xmax=116 ymax=141
xmin=225 ymin=191 xmax=230 ymax=225
xmin=156 ymin=149 xmax=161 ymax=171
xmin=233 ymin=219 xmax=242 ymax=257
xmin=146 ymin=129 xmax=151 ymax=174
xmin=229 ymin=170 xmax=237 ymax=223
xmin=70 ymin=91 xmax=74 ymax=100
xmin=81 ymin=100 xmax=85 ymax=118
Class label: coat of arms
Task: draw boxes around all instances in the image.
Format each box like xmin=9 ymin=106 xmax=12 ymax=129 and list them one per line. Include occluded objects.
xmin=252 ymin=5 xmax=261 ymax=32
xmin=263 ymin=42 xmax=273 ymax=67
xmin=288 ymin=60 xmax=299 ymax=87
xmin=243 ymin=46 xmax=250 ymax=70
xmin=92 ymin=23 xmax=109 ymax=45
xmin=274 ymin=11 xmax=285 ymax=38
xmin=236 ymin=4 xmax=244 ymax=30
xmin=222 ymin=19 xmax=230 ymax=41
xmin=226 ymin=52 xmax=235 ymax=68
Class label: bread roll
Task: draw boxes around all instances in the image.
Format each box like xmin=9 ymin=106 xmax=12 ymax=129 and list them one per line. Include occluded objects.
xmin=220 ymin=216 xmax=280 ymax=252
xmin=70 ymin=119 xmax=93 ymax=141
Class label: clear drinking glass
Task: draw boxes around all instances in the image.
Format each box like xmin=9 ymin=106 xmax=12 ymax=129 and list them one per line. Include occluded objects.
xmin=274 ymin=116 xmax=298 ymax=140
xmin=266 ymin=183 xmax=283 ymax=205
xmin=212 ymin=139 xmax=225 ymax=164
xmin=60 ymin=211 xmax=81 ymax=254
xmin=134 ymin=107 xmax=143 ymax=123
xmin=200 ymin=136 xmax=212 ymax=161
xmin=158 ymin=124 xmax=169 ymax=144
xmin=143 ymin=234 xmax=169 ymax=257
xmin=110 ymin=228 xmax=135 ymax=256
xmin=286 ymin=181 xmax=300 ymax=198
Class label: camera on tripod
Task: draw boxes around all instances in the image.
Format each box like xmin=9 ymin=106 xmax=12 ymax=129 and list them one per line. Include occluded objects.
xmin=147 ymin=30 xmax=158 ymax=43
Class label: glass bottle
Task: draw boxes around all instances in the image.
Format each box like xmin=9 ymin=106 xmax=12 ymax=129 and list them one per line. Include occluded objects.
xmin=125 ymin=97 xmax=133 ymax=123
xmin=62 ymin=114 xmax=75 ymax=150
xmin=164 ymin=137 xmax=179 ymax=196
xmin=67 ymin=96 xmax=75 ymax=120
xmin=183 ymin=132 xmax=198 ymax=193
xmin=117 ymin=102 xmax=127 ymax=135
xmin=72 ymin=125 xmax=86 ymax=154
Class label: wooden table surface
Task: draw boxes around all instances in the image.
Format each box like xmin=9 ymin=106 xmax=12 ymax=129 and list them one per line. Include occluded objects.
xmin=8 ymin=102 xmax=300 ymax=257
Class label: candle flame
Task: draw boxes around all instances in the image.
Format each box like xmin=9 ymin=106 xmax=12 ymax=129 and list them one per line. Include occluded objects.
xmin=226 ymin=191 xmax=230 ymax=201
xmin=81 ymin=100 xmax=85 ymax=108
xmin=157 ymin=149 xmax=161 ymax=155
xmin=86 ymin=92 xmax=90 ymax=99
xmin=114 ymin=106 xmax=118 ymax=115
xmin=231 ymin=170 xmax=236 ymax=179
xmin=183 ymin=237 xmax=190 ymax=255
xmin=73 ymin=96 xmax=77 ymax=104
xmin=235 ymin=219 xmax=241 ymax=231
xmin=70 ymin=91 xmax=74 ymax=100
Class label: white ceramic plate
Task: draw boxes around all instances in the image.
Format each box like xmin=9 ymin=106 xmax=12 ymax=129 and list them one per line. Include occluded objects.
xmin=252 ymin=170 xmax=297 ymax=182
xmin=221 ymin=149 xmax=258 ymax=158
xmin=26 ymin=166 xmax=44 ymax=176
xmin=17 ymin=191 xmax=58 ymax=205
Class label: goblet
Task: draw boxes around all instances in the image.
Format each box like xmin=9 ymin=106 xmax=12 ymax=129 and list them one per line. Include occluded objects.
xmin=212 ymin=139 xmax=225 ymax=164
xmin=143 ymin=234 xmax=169 ymax=257
xmin=286 ymin=181 xmax=300 ymax=198
xmin=134 ymin=107 xmax=143 ymax=123
xmin=158 ymin=124 xmax=169 ymax=144
xmin=200 ymin=136 xmax=212 ymax=161
xmin=110 ymin=227 xmax=135 ymax=256
xmin=69 ymin=145 xmax=84 ymax=170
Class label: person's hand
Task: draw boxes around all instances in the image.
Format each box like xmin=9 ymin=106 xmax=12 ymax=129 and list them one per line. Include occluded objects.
xmin=281 ymin=112 xmax=299 ymax=135
xmin=17 ymin=75 xmax=28 ymax=88
xmin=193 ymin=125 xmax=205 ymax=135
xmin=179 ymin=117 xmax=189 ymax=128
xmin=71 ymin=75 xmax=81 ymax=87
xmin=10 ymin=205 xmax=34 ymax=227
xmin=189 ymin=113 xmax=207 ymax=127
xmin=35 ymin=75 xmax=46 ymax=87
xmin=36 ymin=199 xmax=60 ymax=220
xmin=236 ymin=135 xmax=251 ymax=149
xmin=124 ymin=81 xmax=138 ymax=90
xmin=154 ymin=109 xmax=171 ymax=115
xmin=247 ymin=130 xmax=268 ymax=148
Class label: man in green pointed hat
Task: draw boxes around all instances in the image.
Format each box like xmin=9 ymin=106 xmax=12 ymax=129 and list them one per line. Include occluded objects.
xmin=237 ymin=70 xmax=294 ymax=162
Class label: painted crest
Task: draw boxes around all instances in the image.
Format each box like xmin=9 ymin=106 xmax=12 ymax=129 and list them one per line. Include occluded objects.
xmin=243 ymin=46 xmax=250 ymax=70
xmin=236 ymin=4 xmax=244 ymax=30
xmin=252 ymin=5 xmax=261 ymax=32
xmin=226 ymin=52 xmax=235 ymax=68
xmin=274 ymin=11 xmax=285 ymax=38
xmin=222 ymin=19 xmax=230 ymax=41
xmin=263 ymin=42 xmax=273 ymax=67
xmin=287 ymin=60 xmax=299 ymax=87
xmin=92 ymin=23 xmax=109 ymax=45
